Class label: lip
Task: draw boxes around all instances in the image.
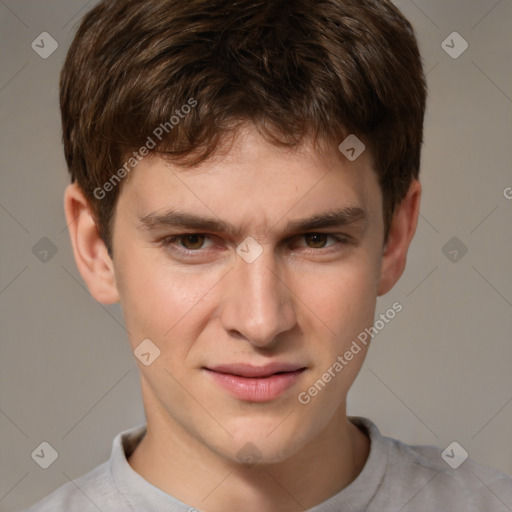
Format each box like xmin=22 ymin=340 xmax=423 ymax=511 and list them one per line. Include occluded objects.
xmin=205 ymin=363 xmax=307 ymax=402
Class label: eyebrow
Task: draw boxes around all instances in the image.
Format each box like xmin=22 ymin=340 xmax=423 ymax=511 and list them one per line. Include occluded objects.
xmin=138 ymin=206 xmax=367 ymax=236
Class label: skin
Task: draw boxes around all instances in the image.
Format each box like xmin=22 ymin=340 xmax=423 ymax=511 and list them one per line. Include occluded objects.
xmin=65 ymin=124 xmax=421 ymax=512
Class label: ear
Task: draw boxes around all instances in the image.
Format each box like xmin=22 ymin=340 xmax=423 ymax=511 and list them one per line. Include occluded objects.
xmin=378 ymin=179 xmax=421 ymax=296
xmin=64 ymin=183 xmax=120 ymax=304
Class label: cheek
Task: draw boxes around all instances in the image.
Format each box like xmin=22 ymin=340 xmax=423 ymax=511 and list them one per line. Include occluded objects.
xmin=294 ymin=254 xmax=380 ymax=340
xmin=115 ymin=250 xmax=223 ymax=351
xmin=292 ymin=262 xmax=378 ymax=416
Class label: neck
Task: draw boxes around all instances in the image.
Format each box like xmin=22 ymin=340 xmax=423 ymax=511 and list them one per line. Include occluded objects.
xmin=129 ymin=394 xmax=369 ymax=512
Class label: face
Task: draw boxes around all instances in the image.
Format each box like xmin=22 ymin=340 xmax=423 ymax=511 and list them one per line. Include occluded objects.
xmin=110 ymin=125 xmax=386 ymax=463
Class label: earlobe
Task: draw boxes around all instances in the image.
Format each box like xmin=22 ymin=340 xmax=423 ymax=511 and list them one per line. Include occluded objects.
xmin=64 ymin=183 xmax=120 ymax=304
xmin=377 ymin=180 xmax=421 ymax=296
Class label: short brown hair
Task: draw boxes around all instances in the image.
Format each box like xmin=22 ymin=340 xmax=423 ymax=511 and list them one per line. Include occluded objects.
xmin=60 ymin=0 xmax=426 ymax=252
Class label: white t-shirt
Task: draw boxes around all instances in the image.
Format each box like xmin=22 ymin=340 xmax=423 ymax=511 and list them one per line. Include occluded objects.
xmin=23 ymin=417 xmax=512 ymax=511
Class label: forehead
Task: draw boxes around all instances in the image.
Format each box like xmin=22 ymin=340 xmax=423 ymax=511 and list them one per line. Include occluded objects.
xmin=117 ymin=125 xmax=382 ymax=233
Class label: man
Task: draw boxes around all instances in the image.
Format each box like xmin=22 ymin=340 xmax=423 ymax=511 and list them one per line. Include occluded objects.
xmin=25 ymin=0 xmax=512 ymax=510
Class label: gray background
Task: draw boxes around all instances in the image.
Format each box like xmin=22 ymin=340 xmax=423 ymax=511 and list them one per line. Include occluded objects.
xmin=1 ymin=0 xmax=511 ymax=510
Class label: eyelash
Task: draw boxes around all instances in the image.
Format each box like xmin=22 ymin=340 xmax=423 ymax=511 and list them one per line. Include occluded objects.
xmin=159 ymin=233 xmax=350 ymax=257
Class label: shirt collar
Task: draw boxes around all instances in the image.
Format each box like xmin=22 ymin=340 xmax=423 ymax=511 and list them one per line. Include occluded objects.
xmin=109 ymin=416 xmax=389 ymax=512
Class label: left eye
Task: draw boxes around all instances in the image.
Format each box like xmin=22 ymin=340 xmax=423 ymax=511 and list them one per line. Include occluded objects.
xmin=304 ymin=233 xmax=330 ymax=248
xmin=296 ymin=233 xmax=341 ymax=249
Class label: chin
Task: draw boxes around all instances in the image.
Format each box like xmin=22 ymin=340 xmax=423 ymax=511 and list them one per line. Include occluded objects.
xmin=213 ymin=418 xmax=314 ymax=466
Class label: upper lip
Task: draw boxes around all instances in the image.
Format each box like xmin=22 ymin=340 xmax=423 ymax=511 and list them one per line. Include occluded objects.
xmin=205 ymin=363 xmax=307 ymax=378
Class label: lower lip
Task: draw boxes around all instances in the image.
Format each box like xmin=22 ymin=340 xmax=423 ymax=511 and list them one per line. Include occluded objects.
xmin=206 ymin=369 xmax=305 ymax=402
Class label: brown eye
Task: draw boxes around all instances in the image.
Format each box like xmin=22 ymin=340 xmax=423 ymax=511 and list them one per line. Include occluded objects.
xmin=304 ymin=233 xmax=329 ymax=248
xmin=180 ymin=234 xmax=206 ymax=250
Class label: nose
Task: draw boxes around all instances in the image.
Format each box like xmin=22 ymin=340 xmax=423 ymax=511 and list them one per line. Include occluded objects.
xmin=220 ymin=247 xmax=297 ymax=348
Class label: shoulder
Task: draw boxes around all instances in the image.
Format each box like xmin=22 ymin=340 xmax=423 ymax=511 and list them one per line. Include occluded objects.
xmin=22 ymin=426 xmax=147 ymax=512
xmin=355 ymin=418 xmax=512 ymax=512
xmin=386 ymin=435 xmax=512 ymax=511
xmin=22 ymin=461 xmax=131 ymax=512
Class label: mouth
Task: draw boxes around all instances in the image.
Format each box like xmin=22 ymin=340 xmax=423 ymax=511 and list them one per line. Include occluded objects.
xmin=204 ymin=363 xmax=307 ymax=402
